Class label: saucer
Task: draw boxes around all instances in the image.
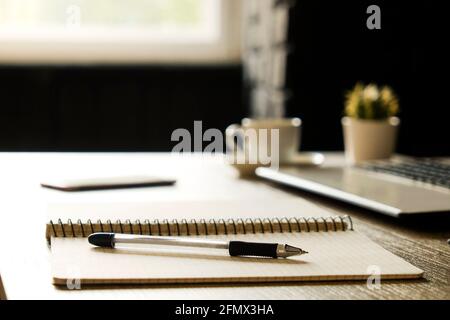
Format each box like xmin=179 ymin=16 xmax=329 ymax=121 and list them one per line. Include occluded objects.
xmin=282 ymin=152 xmax=325 ymax=166
xmin=229 ymin=152 xmax=325 ymax=176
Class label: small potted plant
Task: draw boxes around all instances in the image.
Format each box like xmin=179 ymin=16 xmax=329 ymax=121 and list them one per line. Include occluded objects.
xmin=342 ymin=83 xmax=400 ymax=164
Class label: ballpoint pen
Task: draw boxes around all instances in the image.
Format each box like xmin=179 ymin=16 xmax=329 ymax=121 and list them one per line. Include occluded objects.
xmin=88 ymin=232 xmax=308 ymax=258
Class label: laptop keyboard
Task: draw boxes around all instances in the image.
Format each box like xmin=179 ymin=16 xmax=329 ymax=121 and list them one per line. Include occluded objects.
xmin=360 ymin=159 xmax=450 ymax=189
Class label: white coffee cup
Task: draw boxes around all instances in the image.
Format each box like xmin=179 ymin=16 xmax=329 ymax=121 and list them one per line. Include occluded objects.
xmin=226 ymin=117 xmax=301 ymax=166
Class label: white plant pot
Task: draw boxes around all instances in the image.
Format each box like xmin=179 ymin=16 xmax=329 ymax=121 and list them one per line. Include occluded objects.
xmin=342 ymin=117 xmax=400 ymax=165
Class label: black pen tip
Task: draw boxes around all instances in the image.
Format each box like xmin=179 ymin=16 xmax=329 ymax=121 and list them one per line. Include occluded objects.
xmin=88 ymin=233 xmax=115 ymax=248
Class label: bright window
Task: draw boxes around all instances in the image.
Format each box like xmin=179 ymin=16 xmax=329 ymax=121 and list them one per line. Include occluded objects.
xmin=0 ymin=0 xmax=241 ymax=64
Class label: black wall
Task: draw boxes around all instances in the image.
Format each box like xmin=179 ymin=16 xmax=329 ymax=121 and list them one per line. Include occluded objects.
xmin=0 ymin=65 xmax=244 ymax=151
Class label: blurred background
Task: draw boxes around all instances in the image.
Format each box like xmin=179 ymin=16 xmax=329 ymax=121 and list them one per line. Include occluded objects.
xmin=0 ymin=0 xmax=447 ymax=155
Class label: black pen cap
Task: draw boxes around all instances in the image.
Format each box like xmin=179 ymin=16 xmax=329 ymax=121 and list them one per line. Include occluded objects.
xmin=88 ymin=233 xmax=115 ymax=248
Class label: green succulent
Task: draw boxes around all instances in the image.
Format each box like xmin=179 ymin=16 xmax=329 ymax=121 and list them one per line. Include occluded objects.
xmin=345 ymin=83 xmax=399 ymax=120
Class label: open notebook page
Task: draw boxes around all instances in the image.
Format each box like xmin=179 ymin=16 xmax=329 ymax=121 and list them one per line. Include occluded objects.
xmin=51 ymin=231 xmax=422 ymax=285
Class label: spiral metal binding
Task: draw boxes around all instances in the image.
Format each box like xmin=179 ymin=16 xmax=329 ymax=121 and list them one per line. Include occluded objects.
xmin=173 ymin=219 xmax=180 ymax=236
xmin=50 ymin=220 xmax=56 ymax=237
xmin=228 ymin=218 xmax=237 ymax=235
xmin=58 ymin=219 xmax=66 ymax=237
xmin=88 ymin=220 xmax=94 ymax=234
xmin=218 ymin=219 xmax=227 ymax=235
xmin=291 ymin=217 xmax=301 ymax=233
xmin=191 ymin=219 xmax=199 ymax=235
xmin=163 ymin=219 xmax=170 ymax=236
xmin=254 ymin=218 xmax=264 ymax=234
xmin=273 ymin=217 xmax=282 ymax=232
xmin=200 ymin=219 xmax=208 ymax=235
xmin=328 ymin=216 xmax=337 ymax=231
xmin=78 ymin=219 xmax=85 ymax=237
xmin=47 ymin=215 xmax=353 ymax=238
xmin=210 ymin=219 xmax=218 ymax=235
xmin=181 ymin=219 xmax=189 ymax=236
xmin=154 ymin=219 xmax=161 ymax=235
xmin=116 ymin=219 xmax=122 ymax=233
xmin=125 ymin=219 xmax=131 ymax=235
xmin=97 ymin=221 xmax=103 ymax=232
xmin=107 ymin=220 xmax=113 ymax=234
xmin=137 ymin=220 xmax=143 ymax=235
xmin=281 ymin=218 xmax=291 ymax=232
xmin=319 ymin=217 xmax=328 ymax=232
xmin=236 ymin=218 xmax=245 ymax=234
xmin=245 ymin=218 xmax=255 ymax=234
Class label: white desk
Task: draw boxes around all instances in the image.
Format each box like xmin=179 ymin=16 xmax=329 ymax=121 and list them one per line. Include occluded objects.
xmin=0 ymin=152 xmax=448 ymax=299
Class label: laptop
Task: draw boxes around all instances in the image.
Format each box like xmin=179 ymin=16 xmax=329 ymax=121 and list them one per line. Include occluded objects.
xmin=256 ymin=156 xmax=450 ymax=217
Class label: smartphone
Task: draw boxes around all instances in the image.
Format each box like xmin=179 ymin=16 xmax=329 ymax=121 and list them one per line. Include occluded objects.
xmin=40 ymin=175 xmax=176 ymax=191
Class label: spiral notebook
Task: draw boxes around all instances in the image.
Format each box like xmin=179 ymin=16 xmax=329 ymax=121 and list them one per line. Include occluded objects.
xmin=47 ymin=200 xmax=423 ymax=285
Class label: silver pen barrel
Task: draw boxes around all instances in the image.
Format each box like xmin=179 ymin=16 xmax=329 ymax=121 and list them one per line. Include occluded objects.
xmin=113 ymin=233 xmax=229 ymax=250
